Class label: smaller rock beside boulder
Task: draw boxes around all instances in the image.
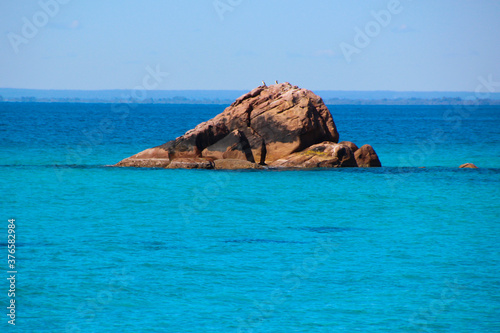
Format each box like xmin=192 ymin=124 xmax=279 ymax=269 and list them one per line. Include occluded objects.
xmin=270 ymin=142 xmax=357 ymax=168
xmin=354 ymin=144 xmax=382 ymax=167
xmin=459 ymin=163 xmax=478 ymax=169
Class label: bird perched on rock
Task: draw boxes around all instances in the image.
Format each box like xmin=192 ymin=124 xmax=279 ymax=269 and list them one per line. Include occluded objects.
xmin=275 ymin=80 xmax=278 ymax=84
xmin=261 ymin=80 xmax=266 ymax=86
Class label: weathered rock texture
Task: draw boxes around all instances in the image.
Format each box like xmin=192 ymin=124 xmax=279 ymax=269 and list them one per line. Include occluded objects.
xmin=116 ymin=82 xmax=381 ymax=169
xmin=271 ymin=142 xmax=358 ymax=168
xmin=354 ymin=144 xmax=382 ymax=167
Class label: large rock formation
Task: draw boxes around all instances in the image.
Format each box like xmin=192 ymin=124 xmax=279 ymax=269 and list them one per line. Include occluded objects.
xmin=116 ymin=82 xmax=381 ymax=169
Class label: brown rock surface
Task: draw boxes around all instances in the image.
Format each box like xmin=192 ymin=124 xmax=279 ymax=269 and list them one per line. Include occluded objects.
xmin=354 ymin=144 xmax=382 ymax=167
xmin=202 ymin=129 xmax=254 ymax=162
xmin=339 ymin=141 xmax=359 ymax=153
xmin=459 ymin=163 xmax=478 ymax=168
xmin=116 ymin=158 xmax=171 ymax=168
xmin=166 ymin=158 xmax=214 ymax=169
xmin=158 ymin=120 xmax=230 ymax=159
xmin=223 ymin=83 xmax=340 ymax=162
xmin=214 ymin=159 xmax=263 ymax=170
xmin=270 ymin=142 xmax=357 ymax=168
xmin=115 ymin=147 xmax=171 ymax=167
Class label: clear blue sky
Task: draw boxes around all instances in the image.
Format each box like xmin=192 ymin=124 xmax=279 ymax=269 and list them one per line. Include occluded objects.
xmin=1 ymin=0 xmax=499 ymax=91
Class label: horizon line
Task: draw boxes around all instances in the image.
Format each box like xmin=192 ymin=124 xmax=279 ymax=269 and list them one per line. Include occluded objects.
xmin=0 ymin=87 xmax=488 ymax=93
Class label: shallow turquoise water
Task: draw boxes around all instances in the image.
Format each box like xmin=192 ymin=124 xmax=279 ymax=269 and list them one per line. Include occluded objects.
xmin=1 ymin=103 xmax=499 ymax=332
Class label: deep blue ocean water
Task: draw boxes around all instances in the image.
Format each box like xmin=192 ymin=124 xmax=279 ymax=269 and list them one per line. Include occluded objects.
xmin=1 ymin=102 xmax=499 ymax=332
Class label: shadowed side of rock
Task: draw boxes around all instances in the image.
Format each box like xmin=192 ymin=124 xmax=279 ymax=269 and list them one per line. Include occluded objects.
xmin=202 ymin=129 xmax=255 ymax=162
xmin=158 ymin=120 xmax=230 ymax=159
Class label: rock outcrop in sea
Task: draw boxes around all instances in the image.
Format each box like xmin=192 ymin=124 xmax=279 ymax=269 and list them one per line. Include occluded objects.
xmin=459 ymin=163 xmax=478 ymax=169
xmin=116 ymin=82 xmax=381 ymax=169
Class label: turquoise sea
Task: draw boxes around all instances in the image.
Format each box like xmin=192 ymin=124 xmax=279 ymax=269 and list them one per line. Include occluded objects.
xmin=1 ymin=102 xmax=499 ymax=332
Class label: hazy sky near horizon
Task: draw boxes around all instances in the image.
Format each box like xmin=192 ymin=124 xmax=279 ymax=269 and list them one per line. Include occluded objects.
xmin=1 ymin=0 xmax=499 ymax=91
